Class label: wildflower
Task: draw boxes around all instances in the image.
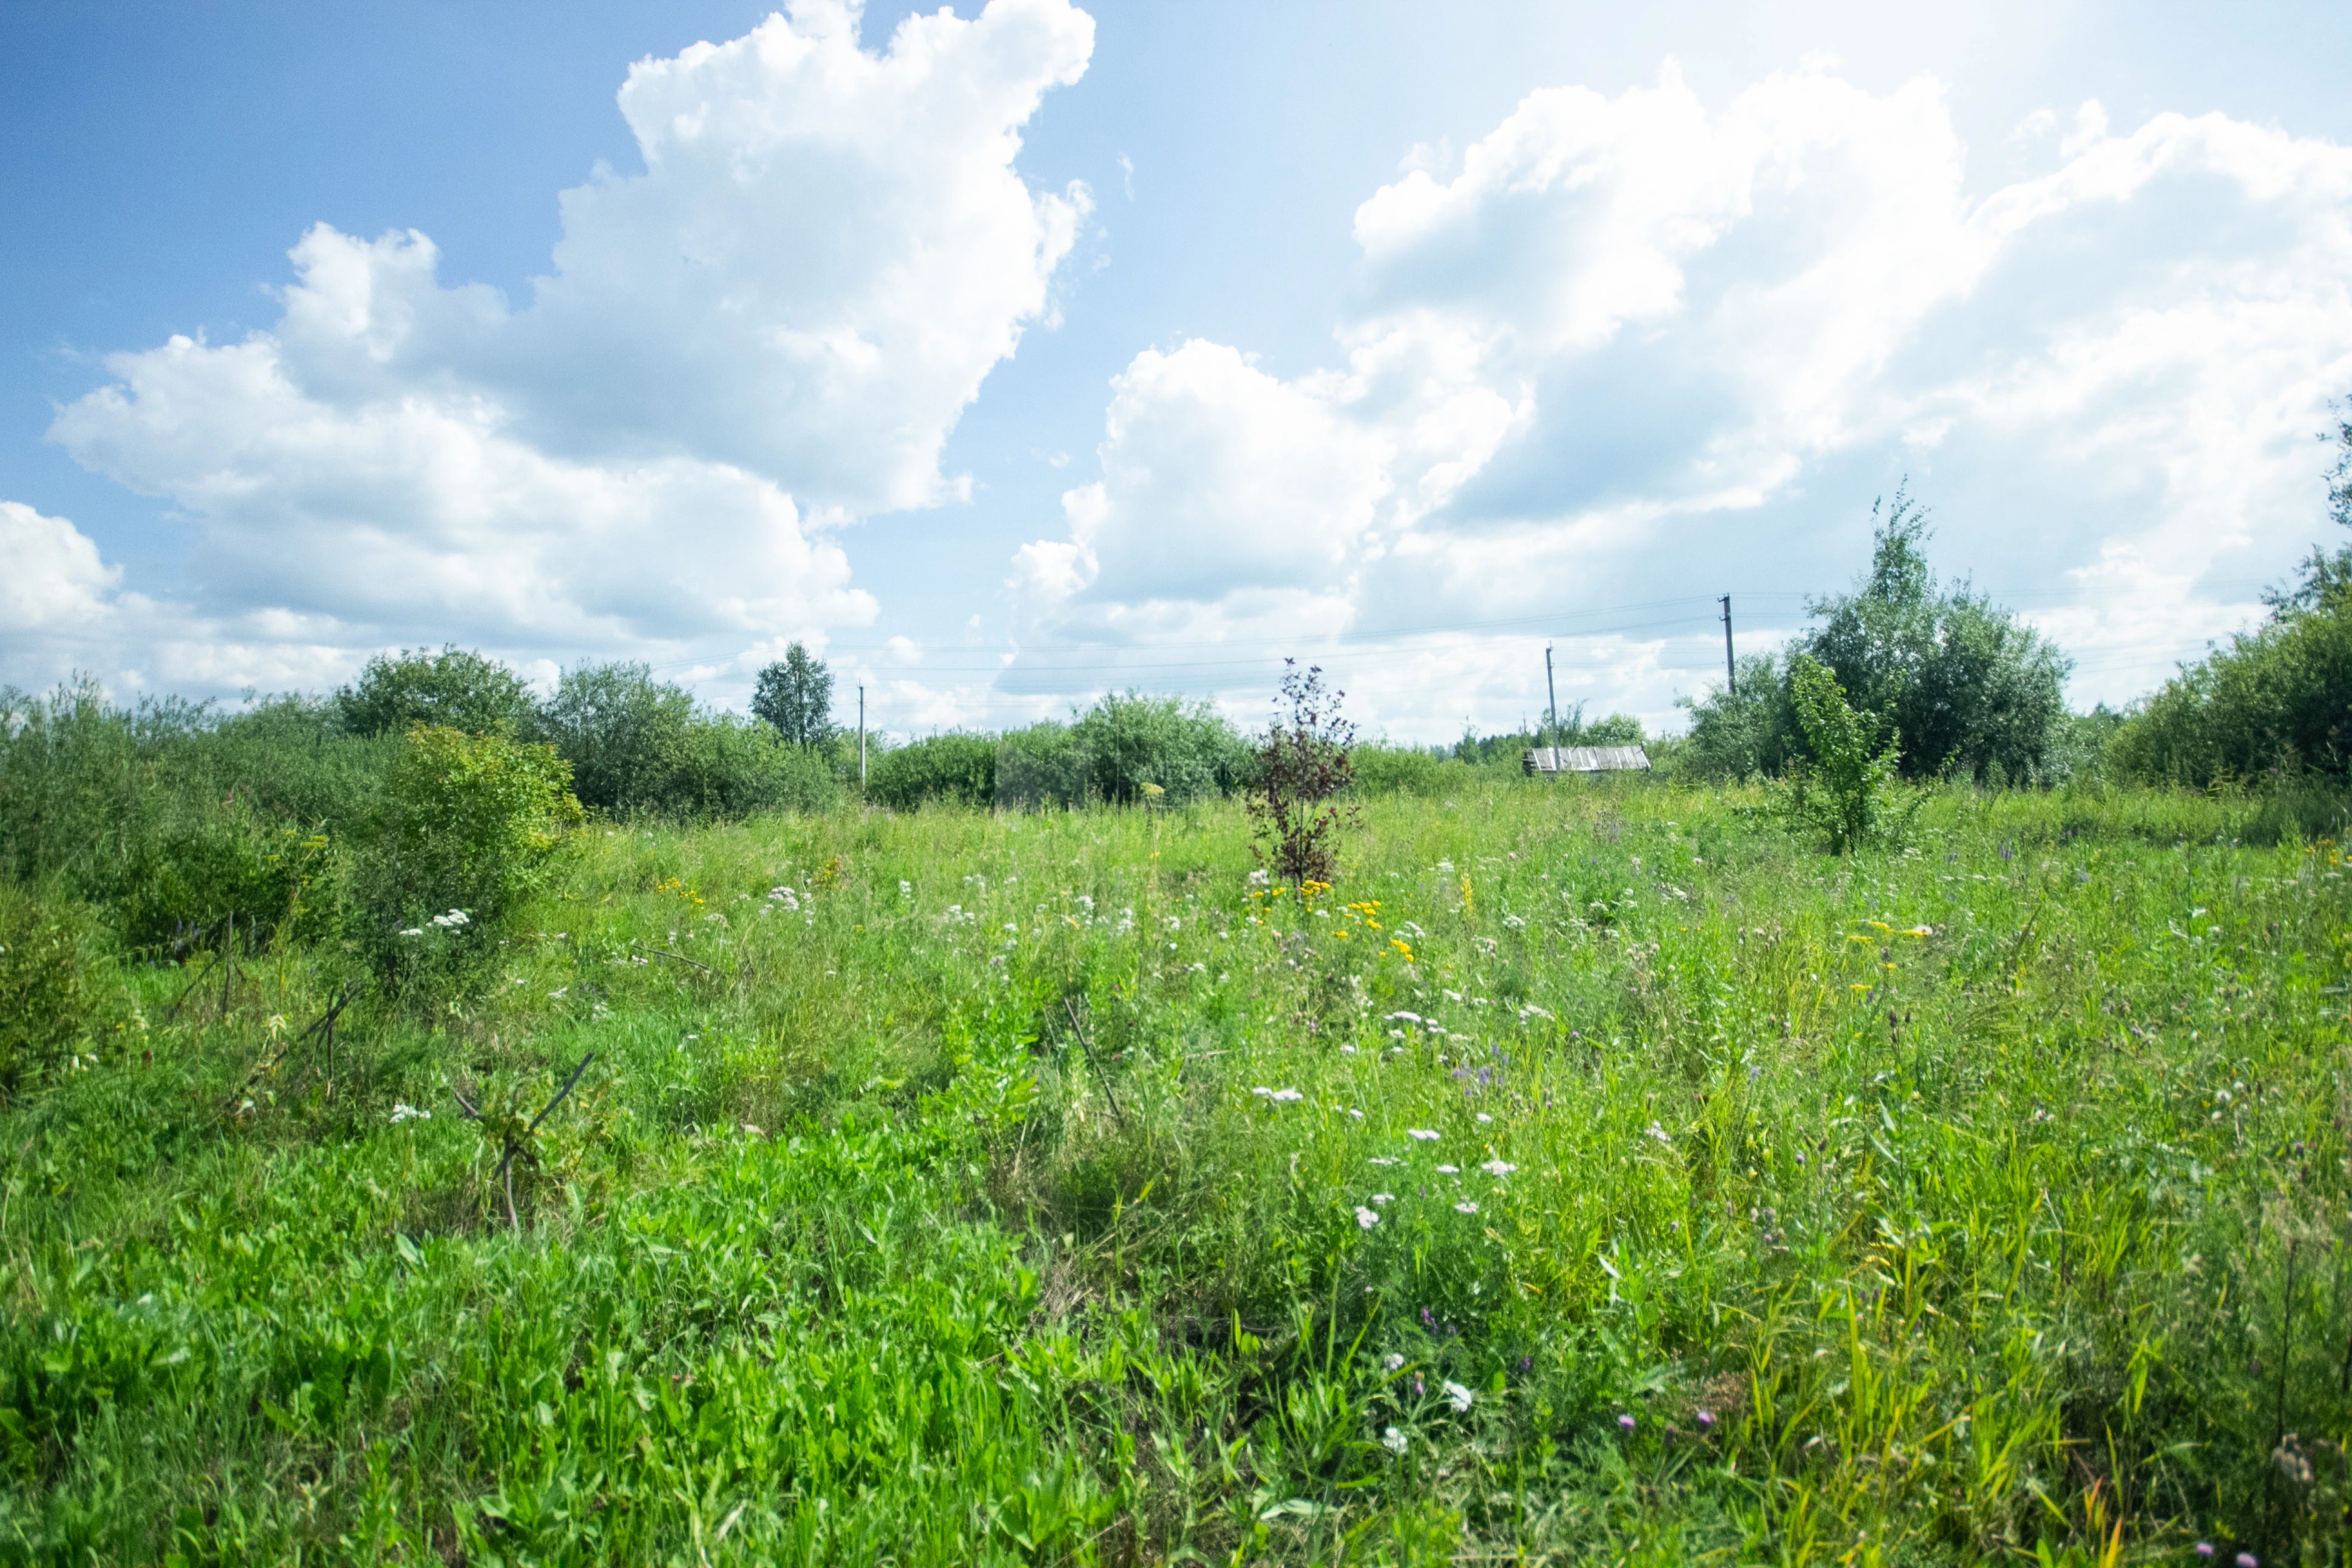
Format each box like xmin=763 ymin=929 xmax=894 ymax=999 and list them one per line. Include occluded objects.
xmin=1694 ymin=1410 xmax=1714 ymax=1428
xmin=390 ymin=1103 xmax=430 ymax=1124
xmin=1247 ymin=867 xmax=1270 ymax=887
xmin=899 ymin=880 xmax=912 ymax=897
xmin=1385 ymin=1010 xmax=1423 ymax=1024
xmin=1406 ymin=1128 xmax=1440 ymax=1142
xmin=1381 ymin=1426 xmax=1408 ymax=1454
xmin=548 ymin=986 xmax=568 ymax=999
xmin=1382 ymin=1353 xmax=1405 ymax=1371
xmin=1369 ymin=1156 xmax=1400 ymax=1167
xmin=2194 ymin=1548 xmax=2213 ymax=1561
xmin=399 ymin=927 xmax=425 ymax=938
xmin=1436 ymin=1163 xmax=1459 ymax=1174
xmin=1442 ymin=1380 xmax=1474 ymax=1413
xmin=1371 ymin=1192 xmax=1393 ymax=1204
xmin=1617 ymin=1413 xmax=1636 ymax=1432
xmin=1270 ymin=1088 xmax=1304 ymax=1103
xmin=1475 ymin=1112 xmax=1494 ymax=1123
xmin=1340 ymin=1044 xmax=1357 ymax=1054
xmin=1645 ymin=1123 xmax=1671 ymax=1144
xmin=1480 ymin=1159 xmax=1516 ymax=1177
xmin=1453 ymin=1200 xmax=1478 ymax=1214
xmin=2238 ymin=1556 xmax=2258 ymax=1568
xmin=1355 ymin=1206 xmax=1379 ymax=1229
xmin=1348 ymin=1108 xmax=1364 ymax=1119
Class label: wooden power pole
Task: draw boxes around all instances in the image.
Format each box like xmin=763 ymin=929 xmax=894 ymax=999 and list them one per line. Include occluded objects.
xmin=1719 ymin=596 xmax=1736 ymax=697
xmin=1544 ymin=644 xmax=1558 ymax=746
xmin=858 ymin=685 xmax=866 ymax=786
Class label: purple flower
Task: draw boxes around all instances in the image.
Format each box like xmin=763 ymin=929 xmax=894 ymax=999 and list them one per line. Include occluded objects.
xmin=2236 ymin=1555 xmax=2258 ymax=1568
xmin=1518 ymin=1355 xmax=1532 ymax=1373
xmin=1617 ymin=1413 xmax=1636 ymax=1432
xmin=2195 ymin=1547 xmax=2214 ymax=1561
xmin=1694 ymin=1409 xmax=1715 ymax=1428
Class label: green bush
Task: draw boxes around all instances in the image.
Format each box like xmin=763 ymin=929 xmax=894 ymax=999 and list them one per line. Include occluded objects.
xmin=868 ymin=733 xmax=996 ymax=810
xmin=1070 ymin=692 xmax=1244 ymax=805
xmin=1351 ymin=745 xmax=1459 ymax=795
xmin=1772 ymin=654 xmax=1910 ymax=853
xmin=348 ymin=725 xmax=582 ymax=976
xmin=994 ymin=722 xmax=1092 ymax=809
xmin=1679 ymin=492 xmax=2072 ymax=782
xmin=2108 ymin=593 xmax=2352 ymax=786
xmin=0 ymin=884 xmax=109 ymax=1099
xmin=537 ymin=662 xmax=834 ymax=820
xmin=336 ymin=645 xmax=538 ymax=738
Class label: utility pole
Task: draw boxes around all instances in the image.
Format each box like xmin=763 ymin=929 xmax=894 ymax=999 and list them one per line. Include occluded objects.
xmin=857 ymin=685 xmax=866 ymax=786
xmin=1543 ymin=644 xmax=1558 ymax=747
xmin=1719 ymin=595 xmax=1737 ymax=697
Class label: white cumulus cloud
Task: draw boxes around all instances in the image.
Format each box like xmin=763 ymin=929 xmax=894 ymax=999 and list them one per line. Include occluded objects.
xmin=1018 ymin=60 xmax=2352 ymax=734
xmin=22 ymin=0 xmax=1093 ymax=696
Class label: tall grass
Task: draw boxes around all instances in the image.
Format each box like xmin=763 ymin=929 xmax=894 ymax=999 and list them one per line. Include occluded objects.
xmin=1 ymin=777 xmax=2347 ymax=1562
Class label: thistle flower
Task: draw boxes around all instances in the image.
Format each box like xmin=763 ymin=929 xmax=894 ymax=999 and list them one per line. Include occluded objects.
xmin=1618 ymin=1413 xmax=1636 ymax=1432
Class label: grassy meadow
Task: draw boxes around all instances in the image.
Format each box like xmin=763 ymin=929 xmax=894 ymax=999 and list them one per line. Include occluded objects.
xmin=4 ymin=776 xmax=2351 ymax=1564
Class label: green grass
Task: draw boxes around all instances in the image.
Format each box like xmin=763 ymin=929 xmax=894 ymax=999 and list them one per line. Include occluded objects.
xmin=4 ymin=779 xmax=2350 ymax=1563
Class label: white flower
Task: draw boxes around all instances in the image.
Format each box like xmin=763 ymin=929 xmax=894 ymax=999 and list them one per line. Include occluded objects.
xmin=1354 ymin=1206 xmax=1379 ymax=1229
xmin=1381 ymin=1354 xmax=1405 ymax=1372
xmin=1247 ymin=869 xmax=1270 ymax=887
xmin=1385 ymin=1011 xmax=1422 ymax=1024
xmin=390 ymin=1103 xmax=430 ymax=1124
xmin=1442 ymin=1380 xmax=1475 ymax=1412
xmin=1453 ymin=1201 xmax=1479 ymax=1214
xmin=1368 ymin=1157 xmax=1400 ymax=1167
xmin=1502 ymin=914 xmax=1526 ymax=929
xmin=1436 ymin=860 xmax=1454 ymax=873
xmin=1371 ymin=1193 xmax=1393 ymax=1204
xmin=443 ymin=909 xmax=469 ymax=926
xmin=1340 ymin=1044 xmax=1358 ymax=1055
xmin=1347 ymin=1108 xmax=1364 ymax=1120
xmin=1436 ymin=1164 xmax=1459 ymax=1174
xmin=1269 ymin=1088 xmax=1304 ymax=1103
xmin=1480 ymin=1159 xmax=1517 ymax=1177
xmin=399 ymin=928 xmax=425 ymax=938
xmin=1475 ymin=1112 xmax=1494 ymax=1124
xmin=1382 ymin=1425 xmax=1408 ymax=1454
xmin=1646 ymin=1123 xmax=1673 ymax=1144
xmin=549 ymin=987 xmax=567 ymax=999
xmin=899 ymin=880 xmax=912 ymax=897
xmin=1443 ymin=989 xmax=1464 ymax=1004
xmin=1406 ymin=1128 xmax=1440 ymax=1142
xmin=1252 ymin=1086 xmax=1272 ymax=1097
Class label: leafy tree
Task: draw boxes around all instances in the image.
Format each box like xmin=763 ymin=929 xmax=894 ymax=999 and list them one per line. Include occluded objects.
xmin=867 ymin=733 xmax=996 ymax=810
xmin=1250 ymin=662 xmax=1358 ymax=883
xmin=336 ymin=646 xmax=536 ymax=737
xmin=538 ymin=662 xmax=697 ymax=815
xmin=1679 ymin=488 xmax=2071 ymax=782
xmin=751 ymin=643 xmax=835 ymax=748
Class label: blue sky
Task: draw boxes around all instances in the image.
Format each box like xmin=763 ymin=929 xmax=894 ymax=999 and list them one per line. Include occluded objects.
xmin=5 ymin=0 xmax=2351 ymax=740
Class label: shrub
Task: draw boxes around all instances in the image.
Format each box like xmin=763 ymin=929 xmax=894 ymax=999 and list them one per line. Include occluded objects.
xmin=1773 ymin=655 xmax=1909 ymax=854
xmin=2109 ymin=586 xmax=2352 ymax=787
xmin=336 ymin=646 xmax=538 ymax=737
xmin=348 ymin=725 xmax=582 ymax=975
xmin=0 ymin=884 xmax=109 ymax=1100
xmin=868 ymin=733 xmax=996 ymax=810
xmin=1249 ymin=661 xmax=1357 ymax=883
xmin=1679 ymin=490 xmax=2073 ymax=782
xmin=1351 ymin=745 xmax=1455 ymax=796
xmin=661 ymin=714 xmax=838 ymax=817
xmin=1070 ymin=693 xmax=1244 ymax=805
xmin=995 ymin=722 xmax=1093 ymax=809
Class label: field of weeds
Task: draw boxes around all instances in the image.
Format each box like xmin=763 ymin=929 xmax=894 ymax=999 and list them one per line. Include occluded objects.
xmin=4 ymin=779 xmax=2350 ymax=1564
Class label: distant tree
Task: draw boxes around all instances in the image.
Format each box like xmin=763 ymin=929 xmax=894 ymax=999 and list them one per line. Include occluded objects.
xmin=751 ymin=643 xmax=835 ymax=748
xmin=537 ymin=662 xmax=697 ymax=815
xmin=1678 ymin=487 xmax=2072 ymax=783
xmin=336 ymin=646 xmax=536 ymax=738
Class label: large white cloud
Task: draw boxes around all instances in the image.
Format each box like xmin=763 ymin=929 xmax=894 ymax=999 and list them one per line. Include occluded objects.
xmin=24 ymin=0 xmax=1093 ymax=696
xmin=1018 ymin=62 xmax=2352 ymax=735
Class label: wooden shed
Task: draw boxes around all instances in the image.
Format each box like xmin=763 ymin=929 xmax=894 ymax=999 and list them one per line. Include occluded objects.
xmin=1523 ymin=745 xmax=1650 ymax=776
